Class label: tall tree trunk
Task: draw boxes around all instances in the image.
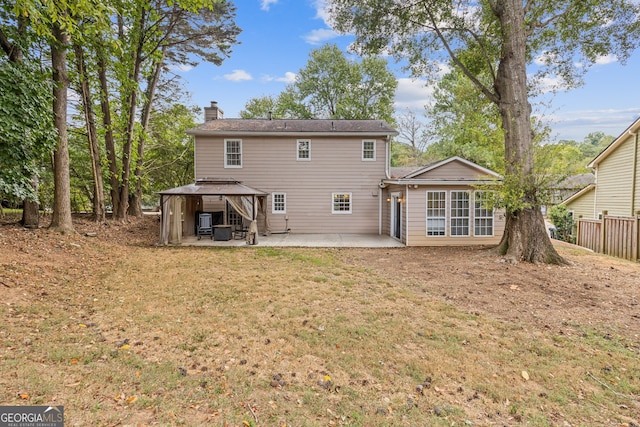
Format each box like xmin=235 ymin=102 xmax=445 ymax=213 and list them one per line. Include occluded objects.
xmin=493 ymin=0 xmax=563 ymax=263
xmin=74 ymin=43 xmax=106 ymax=222
xmin=128 ymin=49 xmax=164 ymax=217
xmin=114 ymin=9 xmax=146 ymax=222
xmin=97 ymin=44 xmax=120 ymax=217
xmin=21 ymin=178 xmax=40 ymax=228
xmin=49 ymin=23 xmax=74 ymax=234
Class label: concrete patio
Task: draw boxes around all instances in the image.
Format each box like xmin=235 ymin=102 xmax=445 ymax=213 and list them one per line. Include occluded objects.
xmin=180 ymin=233 xmax=404 ymax=248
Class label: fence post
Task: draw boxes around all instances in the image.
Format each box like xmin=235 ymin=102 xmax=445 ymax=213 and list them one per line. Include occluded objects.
xmin=576 ymin=215 xmax=582 ymax=246
xmin=600 ymin=210 xmax=608 ymax=254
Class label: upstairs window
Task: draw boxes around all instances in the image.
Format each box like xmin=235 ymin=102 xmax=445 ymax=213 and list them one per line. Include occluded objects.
xmin=362 ymin=140 xmax=376 ymax=161
xmin=297 ymin=139 xmax=311 ymax=160
xmin=225 ymin=139 xmax=242 ymax=168
xmin=332 ymin=193 xmax=352 ymax=214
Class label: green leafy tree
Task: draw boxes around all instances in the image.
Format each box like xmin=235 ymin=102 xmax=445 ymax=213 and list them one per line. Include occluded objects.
xmin=549 ymin=204 xmax=575 ymax=243
xmin=0 ymin=62 xmax=55 ymax=205
xmin=241 ymin=44 xmax=397 ymax=123
xmin=425 ymin=67 xmax=504 ymax=172
xmin=329 ymin=0 xmax=640 ymax=263
xmin=239 ymin=95 xmax=279 ymax=119
xmin=71 ymin=0 xmax=239 ymax=220
xmin=143 ymin=103 xmax=198 ymax=203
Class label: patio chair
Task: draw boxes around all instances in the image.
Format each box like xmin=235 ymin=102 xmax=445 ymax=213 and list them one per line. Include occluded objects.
xmin=232 ymin=219 xmax=249 ymax=240
xmin=197 ymin=212 xmax=213 ymax=240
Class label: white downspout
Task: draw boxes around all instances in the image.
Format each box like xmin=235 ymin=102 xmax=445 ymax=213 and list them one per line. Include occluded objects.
xmin=379 ymin=136 xmax=391 ymax=235
xmin=630 ymin=130 xmax=638 ymax=216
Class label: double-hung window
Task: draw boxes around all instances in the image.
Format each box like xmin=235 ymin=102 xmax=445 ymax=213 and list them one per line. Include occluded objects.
xmin=297 ymin=140 xmax=310 ymax=160
xmin=426 ymin=191 xmax=446 ymax=236
xmin=474 ymin=191 xmax=494 ymax=236
xmin=332 ymin=193 xmax=352 ymax=214
xmin=272 ymin=192 xmax=286 ymax=214
xmin=450 ymin=191 xmax=470 ymax=236
xmin=362 ymin=140 xmax=376 ymax=161
xmin=225 ymin=139 xmax=242 ymax=168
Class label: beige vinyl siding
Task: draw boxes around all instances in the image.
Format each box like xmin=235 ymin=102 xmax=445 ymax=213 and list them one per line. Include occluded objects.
xmin=595 ymin=135 xmax=635 ymax=217
xmin=195 ymin=135 xmax=385 ymax=233
xmin=404 ymin=186 xmax=504 ymax=246
xmin=410 ymin=159 xmax=491 ymax=180
xmin=565 ymin=188 xmax=596 ymax=220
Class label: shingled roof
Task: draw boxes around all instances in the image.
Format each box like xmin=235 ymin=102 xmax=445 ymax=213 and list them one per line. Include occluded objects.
xmin=187 ymin=119 xmax=398 ymax=136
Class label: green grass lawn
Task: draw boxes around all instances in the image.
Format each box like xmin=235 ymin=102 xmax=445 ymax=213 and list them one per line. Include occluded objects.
xmin=0 ymin=223 xmax=638 ymax=426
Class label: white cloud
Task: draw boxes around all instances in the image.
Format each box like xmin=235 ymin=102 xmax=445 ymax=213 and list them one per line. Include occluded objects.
xmin=394 ymin=78 xmax=435 ymax=112
xmin=169 ymin=64 xmax=193 ymax=73
xmin=262 ymin=71 xmax=297 ymax=83
xmin=303 ymin=28 xmax=339 ymax=45
xmin=223 ymin=69 xmax=253 ymax=82
xmin=260 ymin=0 xmax=278 ymax=11
xmin=535 ymin=75 xmax=570 ymax=94
xmin=543 ymin=107 xmax=640 ymax=141
xmin=595 ymin=54 xmax=618 ymax=65
xmin=312 ymin=0 xmax=331 ymax=26
xmin=276 ymin=71 xmax=297 ymax=83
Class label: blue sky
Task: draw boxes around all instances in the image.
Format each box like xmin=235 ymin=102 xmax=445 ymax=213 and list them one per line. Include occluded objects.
xmin=174 ymin=0 xmax=640 ymax=143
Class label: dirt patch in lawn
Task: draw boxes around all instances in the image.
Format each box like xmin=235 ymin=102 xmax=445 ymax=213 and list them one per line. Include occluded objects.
xmin=1 ymin=213 xmax=639 ymax=426
xmin=344 ymin=243 xmax=640 ymax=341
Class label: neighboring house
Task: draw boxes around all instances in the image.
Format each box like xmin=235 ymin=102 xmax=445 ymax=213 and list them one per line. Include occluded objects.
xmin=543 ymin=173 xmax=595 ymax=216
xmin=159 ymin=101 xmax=504 ymax=246
xmin=564 ymin=116 xmax=640 ymax=219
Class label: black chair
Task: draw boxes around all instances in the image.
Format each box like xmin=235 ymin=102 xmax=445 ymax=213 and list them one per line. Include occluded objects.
xmin=196 ymin=212 xmax=213 ymax=240
xmin=232 ymin=220 xmax=248 ymax=240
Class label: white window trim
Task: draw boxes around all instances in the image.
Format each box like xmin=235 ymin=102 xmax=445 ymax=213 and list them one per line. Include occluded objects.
xmin=332 ymin=192 xmax=353 ymax=214
xmin=450 ymin=190 xmax=471 ymax=237
xmin=473 ymin=191 xmax=494 ymax=237
xmin=297 ymin=139 xmax=311 ymax=161
xmin=272 ymin=192 xmax=286 ymax=214
xmin=224 ymin=139 xmax=242 ymax=168
xmin=426 ymin=190 xmax=447 ymax=237
xmin=362 ymin=140 xmax=376 ymax=161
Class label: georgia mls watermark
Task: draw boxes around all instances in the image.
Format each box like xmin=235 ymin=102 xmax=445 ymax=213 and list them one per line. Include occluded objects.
xmin=0 ymin=406 xmax=64 ymax=427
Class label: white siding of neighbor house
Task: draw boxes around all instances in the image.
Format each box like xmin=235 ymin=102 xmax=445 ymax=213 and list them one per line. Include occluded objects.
xmin=595 ymin=134 xmax=635 ymax=217
xmin=195 ymin=135 xmax=386 ymax=234
xmin=565 ymin=187 xmax=596 ymax=220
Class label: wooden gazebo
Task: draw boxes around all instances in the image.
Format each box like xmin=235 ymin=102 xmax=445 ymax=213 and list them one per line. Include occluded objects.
xmin=158 ymin=178 xmax=268 ymax=245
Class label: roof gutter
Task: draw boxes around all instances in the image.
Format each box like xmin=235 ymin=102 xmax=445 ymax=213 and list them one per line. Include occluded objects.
xmin=383 ymin=179 xmax=501 ymax=186
xmin=187 ymin=130 xmax=398 ymax=138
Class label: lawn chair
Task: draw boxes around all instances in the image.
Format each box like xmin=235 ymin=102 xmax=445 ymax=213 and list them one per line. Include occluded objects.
xmin=232 ymin=218 xmax=249 ymax=240
xmin=197 ymin=212 xmax=213 ymax=240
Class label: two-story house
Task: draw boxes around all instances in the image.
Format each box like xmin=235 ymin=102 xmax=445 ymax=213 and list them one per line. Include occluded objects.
xmin=564 ymin=116 xmax=640 ymax=219
xmin=158 ymin=101 xmax=505 ymax=246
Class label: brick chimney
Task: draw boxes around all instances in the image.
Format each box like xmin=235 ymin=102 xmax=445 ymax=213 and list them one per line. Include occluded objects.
xmin=204 ymin=101 xmax=224 ymax=121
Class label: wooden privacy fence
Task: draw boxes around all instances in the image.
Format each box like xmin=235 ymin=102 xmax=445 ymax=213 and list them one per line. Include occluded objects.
xmin=576 ymin=212 xmax=639 ymax=261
